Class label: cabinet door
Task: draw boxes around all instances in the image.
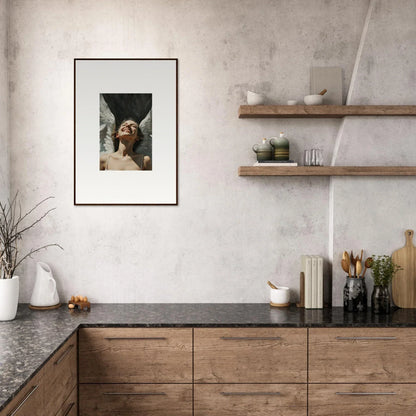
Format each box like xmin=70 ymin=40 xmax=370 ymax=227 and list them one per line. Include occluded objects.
xmin=43 ymin=332 xmax=77 ymax=415
xmin=309 ymin=328 xmax=416 ymax=382
xmin=55 ymin=386 xmax=77 ymax=416
xmin=309 ymin=384 xmax=416 ymax=415
xmin=0 ymin=370 xmax=43 ymax=416
xmin=79 ymin=384 xmax=192 ymax=416
xmin=79 ymin=328 xmax=192 ymax=383
xmin=194 ymin=384 xmax=307 ymax=416
xmin=194 ymin=328 xmax=307 ymax=383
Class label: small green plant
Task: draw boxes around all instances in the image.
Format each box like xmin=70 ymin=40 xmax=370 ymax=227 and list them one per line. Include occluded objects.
xmin=371 ymin=255 xmax=402 ymax=287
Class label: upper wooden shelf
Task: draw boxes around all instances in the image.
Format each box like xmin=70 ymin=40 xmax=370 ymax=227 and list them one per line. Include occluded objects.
xmin=238 ymin=166 xmax=416 ymax=176
xmin=238 ymin=105 xmax=416 ymax=118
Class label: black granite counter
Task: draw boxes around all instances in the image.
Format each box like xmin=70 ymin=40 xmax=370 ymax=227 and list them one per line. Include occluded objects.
xmin=2 ymin=303 xmax=416 ymax=411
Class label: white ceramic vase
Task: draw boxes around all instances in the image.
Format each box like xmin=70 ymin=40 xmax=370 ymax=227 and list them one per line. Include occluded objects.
xmin=0 ymin=276 xmax=19 ymax=321
xmin=30 ymin=262 xmax=59 ymax=307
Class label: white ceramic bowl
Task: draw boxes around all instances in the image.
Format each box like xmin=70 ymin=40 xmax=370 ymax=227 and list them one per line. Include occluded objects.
xmin=304 ymin=94 xmax=323 ymax=105
xmin=270 ymin=286 xmax=290 ymax=304
xmin=247 ymin=91 xmax=265 ymax=105
xmin=287 ymin=100 xmax=298 ymax=105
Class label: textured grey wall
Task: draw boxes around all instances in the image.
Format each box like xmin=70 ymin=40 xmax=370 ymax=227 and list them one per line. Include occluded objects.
xmin=0 ymin=0 xmax=9 ymax=202
xmin=6 ymin=0 xmax=414 ymax=305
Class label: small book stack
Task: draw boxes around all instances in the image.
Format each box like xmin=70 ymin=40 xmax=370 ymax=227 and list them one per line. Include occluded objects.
xmin=253 ymin=160 xmax=298 ymax=166
xmin=301 ymin=255 xmax=323 ymax=309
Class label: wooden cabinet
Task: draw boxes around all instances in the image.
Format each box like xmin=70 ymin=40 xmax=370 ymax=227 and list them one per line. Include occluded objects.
xmin=0 ymin=370 xmax=43 ymax=416
xmin=194 ymin=328 xmax=307 ymax=383
xmin=79 ymin=328 xmax=192 ymax=383
xmin=309 ymin=384 xmax=416 ymax=416
xmin=1 ymin=333 xmax=77 ymax=416
xmin=55 ymin=387 xmax=77 ymax=416
xmin=43 ymin=333 xmax=77 ymax=415
xmin=79 ymin=384 xmax=192 ymax=416
xmin=79 ymin=328 xmax=193 ymax=416
xmin=194 ymin=384 xmax=307 ymax=416
xmin=194 ymin=328 xmax=307 ymax=416
xmin=309 ymin=328 xmax=416 ymax=383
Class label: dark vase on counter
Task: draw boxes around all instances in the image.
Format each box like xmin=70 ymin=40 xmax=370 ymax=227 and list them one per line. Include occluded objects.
xmin=343 ymin=276 xmax=367 ymax=312
xmin=371 ymin=286 xmax=391 ymax=314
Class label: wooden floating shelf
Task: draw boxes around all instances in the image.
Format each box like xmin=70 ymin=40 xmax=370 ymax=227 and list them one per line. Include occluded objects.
xmin=238 ymin=166 xmax=416 ymax=176
xmin=238 ymin=105 xmax=416 ymax=118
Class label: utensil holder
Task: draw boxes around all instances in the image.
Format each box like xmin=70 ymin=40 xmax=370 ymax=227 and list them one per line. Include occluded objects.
xmin=343 ymin=276 xmax=367 ymax=312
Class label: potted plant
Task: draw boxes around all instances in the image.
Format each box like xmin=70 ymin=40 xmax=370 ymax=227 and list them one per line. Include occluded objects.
xmin=371 ymin=255 xmax=402 ymax=314
xmin=0 ymin=193 xmax=62 ymax=321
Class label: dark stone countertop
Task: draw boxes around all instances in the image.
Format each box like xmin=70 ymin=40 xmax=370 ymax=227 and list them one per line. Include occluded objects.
xmin=2 ymin=303 xmax=416 ymax=411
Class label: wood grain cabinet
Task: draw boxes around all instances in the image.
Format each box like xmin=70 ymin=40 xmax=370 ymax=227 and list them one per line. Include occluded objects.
xmin=43 ymin=333 xmax=77 ymax=415
xmin=79 ymin=384 xmax=192 ymax=416
xmin=0 ymin=370 xmax=43 ymax=416
xmin=194 ymin=328 xmax=307 ymax=383
xmin=309 ymin=328 xmax=416 ymax=415
xmin=1 ymin=333 xmax=77 ymax=416
xmin=309 ymin=328 xmax=416 ymax=383
xmin=79 ymin=328 xmax=192 ymax=383
xmin=55 ymin=387 xmax=77 ymax=416
xmin=194 ymin=328 xmax=307 ymax=416
xmin=194 ymin=384 xmax=307 ymax=416
xmin=79 ymin=328 xmax=193 ymax=416
xmin=309 ymin=384 xmax=416 ymax=416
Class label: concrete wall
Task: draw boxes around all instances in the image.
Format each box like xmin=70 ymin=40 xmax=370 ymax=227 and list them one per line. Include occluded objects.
xmin=0 ymin=0 xmax=9 ymax=202
xmin=5 ymin=0 xmax=415 ymax=305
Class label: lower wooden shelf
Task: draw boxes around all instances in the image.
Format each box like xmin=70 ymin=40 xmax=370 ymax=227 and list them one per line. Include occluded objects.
xmin=238 ymin=166 xmax=416 ymax=176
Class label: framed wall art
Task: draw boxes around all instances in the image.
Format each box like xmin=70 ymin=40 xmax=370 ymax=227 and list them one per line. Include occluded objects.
xmin=74 ymin=58 xmax=178 ymax=205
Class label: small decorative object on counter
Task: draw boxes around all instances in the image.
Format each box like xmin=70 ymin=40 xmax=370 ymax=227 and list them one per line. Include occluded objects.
xmin=343 ymin=276 xmax=367 ymax=312
xmin=270 ymin=132 xmax=289 ymax=161
xmin=29 ymin=262 xmax=60 ymax=310
xmin=252 ymin=138 xmax=273 ymax=161
xmin=342 ymin=249 xmax=367 ymax=312
xmin=268 ymin=281 xmax=290 ymax=307
xmin=371 ymin=255 xmax=402 ymax=314
xmin=287 ymin=100 xmax=297 ymax=105
xmin=68 ymin=295 xmax=91 ymax=311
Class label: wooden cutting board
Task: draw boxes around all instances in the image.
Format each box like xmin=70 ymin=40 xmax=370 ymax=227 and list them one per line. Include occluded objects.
xmin=392 ymin=230 xmax=416 ymax=308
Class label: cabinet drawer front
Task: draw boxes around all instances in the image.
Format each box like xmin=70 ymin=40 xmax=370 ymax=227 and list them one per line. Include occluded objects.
xmin=79 ymin=328 xmax=192 ymax=383
xmin=1 ymin=371 xmax=43 ymax=416
xmin=43 ymin=333 xmax=77 ymax=415
xmin=309 ymin=328 xmax=416 ymax=382
xmin=195 ymin=384 xmax=307 ymax=416
xmin=309 ymin=384 xmax=416 ymax=415
xmin=79 ymin=384 xmax=192 ymax=416
xmin=194 ymin=328 xmax=307 ymax=383
xmin=55 ymin=386 xmax=77 ymax=416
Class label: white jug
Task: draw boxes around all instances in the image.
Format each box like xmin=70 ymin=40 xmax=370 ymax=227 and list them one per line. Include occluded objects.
xmin=30 ymin=262 xmax=60 ymax=307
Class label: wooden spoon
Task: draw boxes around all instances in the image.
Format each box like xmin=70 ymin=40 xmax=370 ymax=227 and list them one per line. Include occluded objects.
xmin=267 ymin=281 xmax=278 ymax=290
xmin=341 ymin=258 xmax=351 ymax=277
xmin=361 ymin=257 xmax=373 ymax=278
xmin=319 ymin=89 xmax=327 ymax=95
xmin=356 ymin=260 xmax=362 ymax=277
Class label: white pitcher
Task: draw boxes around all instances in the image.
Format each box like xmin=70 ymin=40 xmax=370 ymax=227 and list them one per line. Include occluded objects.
xmin=30 ymin=262 xmax=60 ymax=307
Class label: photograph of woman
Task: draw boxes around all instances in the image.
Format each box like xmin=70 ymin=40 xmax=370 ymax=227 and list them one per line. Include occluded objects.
xmin=99 ymin=93 xmax=152 ymax=171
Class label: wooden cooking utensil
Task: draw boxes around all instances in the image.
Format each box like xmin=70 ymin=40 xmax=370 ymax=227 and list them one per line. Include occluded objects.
xmin=361 ymin=257 xmax=373 ymax=278
xmin=319 ymin=89 xmax=327 ymax=95
xmin=267 ymin=281 xmax=278 ymax=290
xmin=392 ymin=230 xmax=416 ymax=308
xmin=341 ymin=259 xmax=350 ymax=276
xmin=356 ymin=260 xmax=362 ymax=277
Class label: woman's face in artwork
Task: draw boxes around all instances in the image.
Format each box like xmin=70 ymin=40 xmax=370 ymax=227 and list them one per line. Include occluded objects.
xmin=116 ymin=120 xmax=139 ymax=141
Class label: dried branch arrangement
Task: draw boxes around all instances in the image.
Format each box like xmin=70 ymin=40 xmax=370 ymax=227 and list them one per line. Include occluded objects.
xmin=0 ymin=193 xmax=63 ymax=279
